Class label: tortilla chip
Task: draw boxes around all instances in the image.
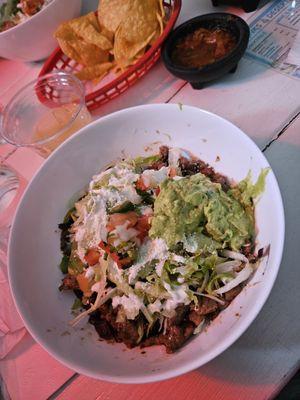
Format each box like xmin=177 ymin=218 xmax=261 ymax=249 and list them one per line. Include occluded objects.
xmin=101 ymin=25 xmax=114 ymax=43
xmin=54 ymin=0 xmax=167 ymax=81
xmin=54 ymin=23 xmax=77 ymax=41
xmin=158 ymin=0 xmax=165 ymax=21
xmin=72 ymin=40 xmax=110 ymax=66
xmin=114 ymin=30 xmax=155 ymax=68
xmin=69 ymin=13 xmax=113 ymax=51
xmin=75 ymin=62 xmax=113 ymax=81
xmin=113 ymin=0 xmax=161 ymax=65
xmin=86 ymin=11 xmax=101 ymax=31
xmin=98 ymin=0 xmax=132 ymax=34
xmin=57 ymin=38 xmax=85 ymax=65
xmin=54 ymin=13 xmax=111 ymax=66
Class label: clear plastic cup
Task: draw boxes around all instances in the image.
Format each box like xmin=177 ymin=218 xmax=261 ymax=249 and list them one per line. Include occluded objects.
xmin=0 ymin=72 xmax=91 ymax=241
xmin=1 ymin=71 xmax=91 ymax=157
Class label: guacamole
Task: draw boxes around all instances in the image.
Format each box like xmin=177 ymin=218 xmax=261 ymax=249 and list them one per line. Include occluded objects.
xmin=149 ymin=173 xmax=254 ymax=251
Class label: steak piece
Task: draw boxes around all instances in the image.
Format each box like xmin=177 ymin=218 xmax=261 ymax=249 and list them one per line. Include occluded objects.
xmin=164 ymin=323 xmax=195 ymax=353
xmin=90 ymin=303 xmax=144 ymax=349
xmin=224 ymin=284 xmax=243 ymax=302
xmin=197 ymin=298 xmax=219 ymax=315
xmin=141 ymin=305 xmax=193 ymax=353
xmin=178 ymin=156 xmax=230 ymax=191
xmin=159 ymin=146 xmax=169 ymax=164
xmin=112 ymin=319 xmax=143 ymax=348
xmin=59 ymin=274 xmax=78 ymax=291
xmin=211 ymin=172 xmax=230 ymax=191
xmin=150 ymin=161 xmax=167 ymax=170
xmin=141 ymin=322 xmax=194 ymax=354
xmin=189 ymin=309 xmax=205 ymax=326
xmin=188 ymin=297 xmax=219 ymax=325
xmin=148 ymin=146 xmax=169 ymax=170
xmin=89 ymin=312 xmax=114 ymax=340
xmin=167 ymin=304 xmax=189 ymax=326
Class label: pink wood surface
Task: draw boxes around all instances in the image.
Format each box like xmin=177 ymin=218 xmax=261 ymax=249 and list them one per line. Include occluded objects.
xmin=0 ymin=61 xmax=40 ymax=106
xmin=0 ymin=144 xmax=15 ymax=161
xmin=1 ymin=333 xmax=73 ymax=400
xmin=0 ymin=148 xmax=75 ymax=400
xmin=56 ymin=373 xmax=276 ymax=400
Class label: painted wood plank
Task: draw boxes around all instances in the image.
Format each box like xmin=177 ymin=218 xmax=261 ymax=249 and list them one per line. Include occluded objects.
xmin=0 ymin=145 xmax=16 ymax=161
xmin=5 ymin=147 xmax=44 ymax=182
xmin=168 ymin=58 xmax=300 ymax=150
xmin=0 ymin=61 xmax=41 ymax=105
xmin=0 ymin=333 xmax=74 ymax=400
xmin=0 ymin=147 xmax=73 ymax=400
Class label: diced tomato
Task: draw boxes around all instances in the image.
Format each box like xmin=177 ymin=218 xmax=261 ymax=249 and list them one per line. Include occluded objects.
xmin=99 ymin=241 xmax=109 ymax=252
xmin=84 ymin=249 xmax=100 ymax=266
xmin=99 ymin=241 xmax=124 ymax=268
xmin=76 ymin=273 xmax=90 ymax=295
xmin=136 ymin=177 xmax=148 ymax=191
xmin=136 ymin=215 xmax=150 ymax=232
xmin=137 ymin=231 xmax=148 ymax=242
xmin=169 ymin=167 xmax=177 ymax=178
xmin=155 ymin=187 xmax=160 ymax=196
xmin=136 ymin=215 xmax=151 ymax=242
xmin=118 ymin=257 xmax=132 ymax=267
xmin=106 ymin=211 xmax=138 ymax=232
xmin=110 ymin=252 xmax=121 ymax=264
xmin=100 ymin=213 xmax=151 ymax=266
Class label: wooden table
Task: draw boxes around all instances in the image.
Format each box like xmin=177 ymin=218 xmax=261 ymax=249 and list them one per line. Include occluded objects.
xmin=1 ymin=1 xmax=300 ymax=399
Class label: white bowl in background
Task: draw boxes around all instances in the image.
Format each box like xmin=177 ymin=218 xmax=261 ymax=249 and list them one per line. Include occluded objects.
xmin=0 ymin=0 xmax=82 ymax=62
xmin=8 ymin=104 xmax=284 ymax=383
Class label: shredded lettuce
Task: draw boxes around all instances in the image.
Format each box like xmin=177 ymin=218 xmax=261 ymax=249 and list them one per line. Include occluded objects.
xmin=214 ymin=263 xmax=253 ymax=295
xmin=230 ymin=168 xmax=269 ymax=208
xmin=215 ymin=260 xmax=241 ymax=274
xmin=133 ymin=155 xmax=161 ymax=172
xmin=59 ymin=255 xmax=69 ymax=274
xmin=193 ymin=318 xmax=206 ymax=335
xmin=109 ymin=201 xmax=135 ymax=214
xmin=68 ymin=252 xmax=85 ymax=275
xmin=107 ymin=258 xmax=131 ymax=295
xmin=206 ymin=272 xmax=235 ymax=293
xmin=69 ymin=287 xmax=119 ymax=327
xmin=135 ymin=260 xmax=156 ymax=280
xmin=71 ymin=298 xmax=83 ymax=311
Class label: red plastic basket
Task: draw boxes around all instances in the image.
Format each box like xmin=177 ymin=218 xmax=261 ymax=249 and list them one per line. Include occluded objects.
xmin=38 ymin=0 xmax=181 ymax=112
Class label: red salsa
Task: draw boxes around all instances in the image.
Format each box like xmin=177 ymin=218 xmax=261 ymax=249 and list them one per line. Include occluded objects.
xmin=172 ymin=27 xmax=237 ymax=68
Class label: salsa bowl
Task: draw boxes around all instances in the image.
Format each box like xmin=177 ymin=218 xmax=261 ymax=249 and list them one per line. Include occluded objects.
xmin=162 ymin=13 xmax=250 ymax=89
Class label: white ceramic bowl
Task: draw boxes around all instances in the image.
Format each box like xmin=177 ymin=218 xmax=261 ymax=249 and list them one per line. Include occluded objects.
xmin=8 ymin=104 xmax=284 ymax=383
xmin=0 ymin=0 xmax=82 ymax=61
